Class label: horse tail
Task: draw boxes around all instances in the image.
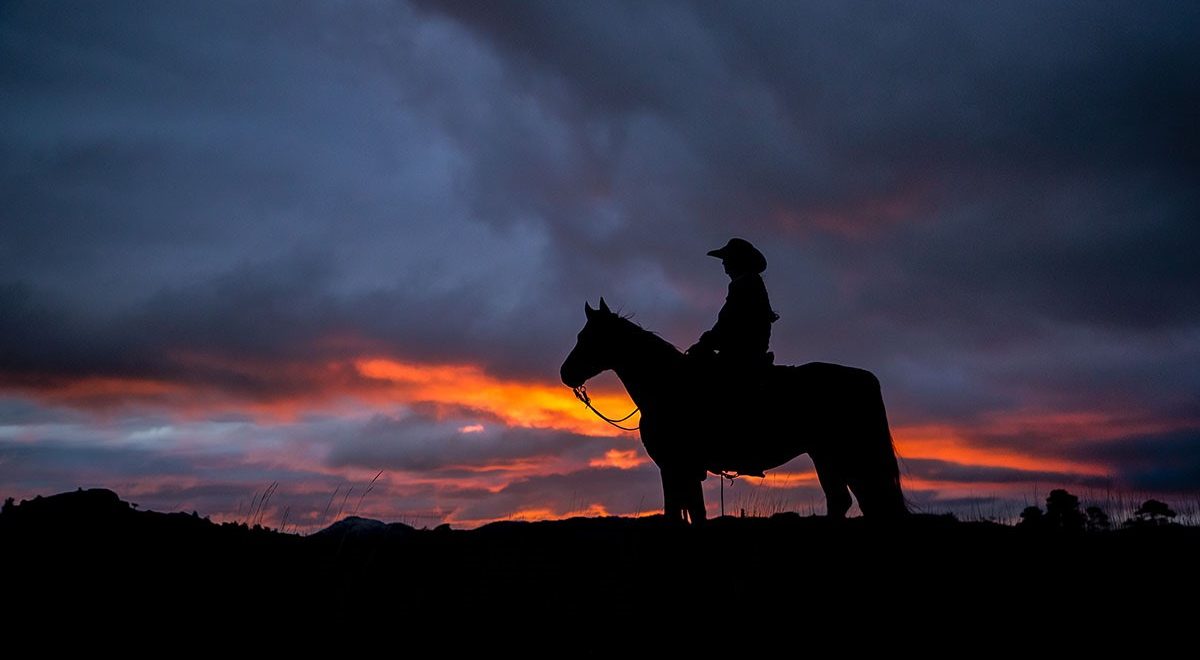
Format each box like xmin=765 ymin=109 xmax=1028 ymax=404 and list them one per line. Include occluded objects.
xmin=863 ymin=373 xmax=908 ymax=517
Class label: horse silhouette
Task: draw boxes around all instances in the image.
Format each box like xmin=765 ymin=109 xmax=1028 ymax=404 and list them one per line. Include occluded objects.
xmin=561 ymin=298 xmax=906 ymax=524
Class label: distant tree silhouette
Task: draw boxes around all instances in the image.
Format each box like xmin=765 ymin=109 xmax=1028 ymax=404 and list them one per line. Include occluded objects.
xmin=1085 ymin=506 xmax=1111 ymax=532
xmin=1045 ymin=489 xmax=1085 ymax=532
xmin=1 ymin=497 xmax=13 ymax=516
xmin=1133 ymin=499 xmax=1177 ymax=526
xmin=1018 ymin=506 xmax=1044 ymax=529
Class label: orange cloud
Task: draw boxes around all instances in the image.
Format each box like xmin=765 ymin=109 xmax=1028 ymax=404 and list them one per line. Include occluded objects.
xmin=13 ymin=375 xmax=187 ymax=407
xmin=589 ymin=449 xmax=647 ymax=470
xmin=0 ymin=352 xmax=640 ymax=436
xmin=502 ymin=503 xmax=611 ymax=524
xmin=355 ymin=357 xmax=636 ymax=436
xmin=892 ymin=423 xmax=1109 ymax=476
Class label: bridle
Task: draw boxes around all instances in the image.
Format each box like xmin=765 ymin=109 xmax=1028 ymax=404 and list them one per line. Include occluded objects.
xmin=572 ymin=385 xmax=640 ymax=432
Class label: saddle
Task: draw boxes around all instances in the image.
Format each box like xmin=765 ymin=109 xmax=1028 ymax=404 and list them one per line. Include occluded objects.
xmin=685 ymin=352 xmax=779 ymax=477
xmin=686 ymin=351 xmax=775 ymax=398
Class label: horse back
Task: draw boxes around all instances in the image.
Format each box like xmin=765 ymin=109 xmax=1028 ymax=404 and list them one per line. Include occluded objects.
xmin=687 ymin=361 xmax=883 ymax=475
xmin=770 ymin=361 xmax=880 ymax=397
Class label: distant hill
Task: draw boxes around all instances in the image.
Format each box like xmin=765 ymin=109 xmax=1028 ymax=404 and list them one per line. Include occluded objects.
xmin=308 ymin=515 xmax=416 ymax=541
xmin=3 ymin=488 xmax=1197 ymax=638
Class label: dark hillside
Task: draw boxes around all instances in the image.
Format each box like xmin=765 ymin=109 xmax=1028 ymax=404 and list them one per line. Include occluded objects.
xmin=3 ymin=488 xmax=1196 ymax=638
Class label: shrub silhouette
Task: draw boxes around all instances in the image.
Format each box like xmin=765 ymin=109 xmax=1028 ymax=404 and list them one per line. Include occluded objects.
xmin=1017 ymin=490 xmax=1091 ymax=531
xmin=1045 ymin=489 xmax=1085 ymax=532
xmin=1018 ymin=505 xmax=1044 ymax=529
xmin=1085 ymin=506 xmax=1111 ymax=532
xmin=1132 ymin=499 xmax=1177 ymax=526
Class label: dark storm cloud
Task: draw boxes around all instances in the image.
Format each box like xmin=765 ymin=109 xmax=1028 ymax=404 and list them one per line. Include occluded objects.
xmin=1083 ymin=429 xmax=1200 ymax=493
xmin=0 ymin=438 xmax=198 ymax=486
xmin=2 ymin=0 xmax=1199 ymax=507
xmin=415 ymin=1 xmax=1198 ymax=250
xmin=1 ymin=0 xmax=580 ymax=384
xmin=410 ymin=1 xmax=1200 ymax=421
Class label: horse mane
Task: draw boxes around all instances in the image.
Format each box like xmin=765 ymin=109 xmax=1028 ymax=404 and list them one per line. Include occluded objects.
xmin=613 ymin=315 xmax=683 ymax=361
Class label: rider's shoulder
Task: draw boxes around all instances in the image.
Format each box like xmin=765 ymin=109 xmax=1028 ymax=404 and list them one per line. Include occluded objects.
xmin=729 ymin=273 xmax=766 ymax=292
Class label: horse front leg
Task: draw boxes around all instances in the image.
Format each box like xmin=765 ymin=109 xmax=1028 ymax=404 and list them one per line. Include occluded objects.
xmin=660 ymin=469 xmax=687 ymax=524
xmin=682 ymin=474 xmax=706 ymax=526
xmin=661 ymin=469 xmax=705 ymax=525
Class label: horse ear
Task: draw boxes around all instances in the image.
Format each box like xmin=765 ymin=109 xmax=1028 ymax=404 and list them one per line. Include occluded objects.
xmin=599 ymin=297 xmax=611 ymax=314
xmin=584 ymin=301 xmax=595 ymax=319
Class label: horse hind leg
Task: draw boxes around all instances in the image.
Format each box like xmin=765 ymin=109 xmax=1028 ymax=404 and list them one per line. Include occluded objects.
xmin=852 ymin=476 xmax=906 ymax=519
xmin=814 ymin=457 xmax=852 ymax=518
xmin=853 ymin=396 xmax=907 ymax=519
xmin=844 ymin=457 xmax=906 ymax=518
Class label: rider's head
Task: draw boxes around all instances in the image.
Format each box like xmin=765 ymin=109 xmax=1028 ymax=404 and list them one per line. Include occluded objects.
xmin=706 ymin=238 xmax=766 ymax=278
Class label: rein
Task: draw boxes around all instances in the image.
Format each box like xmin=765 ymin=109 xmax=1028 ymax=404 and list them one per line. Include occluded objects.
xmin=572 ymin=385 xmax=640 ymax=431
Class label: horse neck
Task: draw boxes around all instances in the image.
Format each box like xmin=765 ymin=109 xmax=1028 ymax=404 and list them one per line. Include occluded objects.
xmin=608 ymin=325 xmax=680 ymax=412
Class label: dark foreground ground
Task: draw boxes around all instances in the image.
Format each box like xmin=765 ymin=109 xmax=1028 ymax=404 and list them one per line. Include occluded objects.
xmin=3 ymin=488 xmax=1197 ymax=646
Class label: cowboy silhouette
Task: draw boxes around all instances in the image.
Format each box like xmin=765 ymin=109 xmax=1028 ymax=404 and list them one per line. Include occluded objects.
xmin=686 ymin=238 xmax=779 ymax=374
xmin=562 ymin=239 xmax=906 ymax=520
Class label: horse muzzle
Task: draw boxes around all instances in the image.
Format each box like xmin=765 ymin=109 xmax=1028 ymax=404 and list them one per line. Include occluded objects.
xmin=560 ymin=363 xmax=585 ymax=389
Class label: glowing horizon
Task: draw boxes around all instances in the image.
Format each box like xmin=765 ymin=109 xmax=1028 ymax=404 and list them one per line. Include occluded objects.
xmin=3 ymin=351 xmax=1183 ymax=530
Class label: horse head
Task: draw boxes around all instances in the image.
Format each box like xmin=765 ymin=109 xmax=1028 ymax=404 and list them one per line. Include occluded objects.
xmin=560 ymin=297 xmax=620 ymax=389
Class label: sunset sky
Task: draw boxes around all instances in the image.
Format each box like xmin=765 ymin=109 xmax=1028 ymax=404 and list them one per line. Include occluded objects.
xmin=2 ymin=1 xmax=1198 ymax=530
